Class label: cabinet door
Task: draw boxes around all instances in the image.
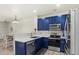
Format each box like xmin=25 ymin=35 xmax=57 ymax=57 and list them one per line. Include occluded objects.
xmin=53 ymin=16 xmax=60 ymax=24
xmin=43 ymin=18 xmax=49 ymax=30
xmin=34 ymin=38 xmax=42 ymax=52
xmin=49 ymin=16 xmax=60 ymax=24
xmin=48 ymin=17 xmax=53 ymax=24
xmin=60 ymin=15 xmax=68 ymax=31
xmin=38 ymin=18 xmax=44 ymax=30
xmin=42 ymin=37 xmax=48 ymax=48
xmin=15 ymin=41 xmax=26 ymax=55
xmin=38 ymin=18 xmax=49 ymax=30
xmin=60 ymin=39 xmax=66 ymax=52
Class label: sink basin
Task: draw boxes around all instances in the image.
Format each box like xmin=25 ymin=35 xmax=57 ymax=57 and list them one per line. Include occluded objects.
xmin=31 ymin=36 xmax=38 ymax=38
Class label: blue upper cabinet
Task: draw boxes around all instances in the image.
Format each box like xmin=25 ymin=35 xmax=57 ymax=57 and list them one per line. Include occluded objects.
xmin=37 ymin=14 xmax=69 ymax=31
xmin=37 ymin=16 xmax=60 ymax=31
xmin=43 ymin=18 xmax=49 ymax=30
xmin=60 ymin=14 xmax=68 ymax=31
xmin=38 ymin=18 xmax=44 ymax=30
xmin=38 ymin=18 xmax=49 ymax=30
xmin=49 ymin=16 xmax=61 ymax=24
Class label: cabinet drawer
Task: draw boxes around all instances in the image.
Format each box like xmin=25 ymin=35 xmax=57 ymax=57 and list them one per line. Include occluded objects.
xmin=15 ymin=41 xmax=26 ymax=55
xmin=15 ymin=41 xmax=25 ymax=47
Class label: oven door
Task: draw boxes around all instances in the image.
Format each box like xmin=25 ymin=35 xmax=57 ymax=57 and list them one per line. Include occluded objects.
xmin=48 ymin=39 xmax=60 ymax=47
xmin=48 ymin=39 xmax=60 ymax=51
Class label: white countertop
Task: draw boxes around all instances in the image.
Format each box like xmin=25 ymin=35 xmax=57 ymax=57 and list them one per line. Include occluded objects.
xmin=13 ymin=32 xmax=65 ymax=42
xmin=14 ymin=34 xmax=49 ymax=42
xmin=14 ymin=37 xmax=38 ymax=42
xmin=14 ymin=35 xmax=40 ymax=42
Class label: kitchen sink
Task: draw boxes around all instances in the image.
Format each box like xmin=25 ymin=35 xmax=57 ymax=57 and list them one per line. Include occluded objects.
xmin=31 ymin=36 xmax=38 ymax=38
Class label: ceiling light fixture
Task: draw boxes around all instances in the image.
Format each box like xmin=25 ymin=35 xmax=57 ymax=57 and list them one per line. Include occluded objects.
xmin=12 ymin=16 xmax=19 ymax=24
xmin=33 ymin=9 xmax=37 ymax=13
xmin=56 ymin=4 xmax=61 ymax=7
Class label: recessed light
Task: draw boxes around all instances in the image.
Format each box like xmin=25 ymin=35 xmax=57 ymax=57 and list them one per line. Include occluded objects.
xmin=56 ymin=4 xmax=61 ymax=7
xmin=33 ymin=9 xmax=37 ymax=13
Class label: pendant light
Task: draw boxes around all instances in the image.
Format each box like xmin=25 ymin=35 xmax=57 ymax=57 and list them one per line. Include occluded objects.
xmin=12 ymin=16 xmax=19 ymax=24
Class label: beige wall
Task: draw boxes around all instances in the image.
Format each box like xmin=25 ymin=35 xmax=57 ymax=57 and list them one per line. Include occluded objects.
xmin=12 ymin=16 xmax=37 ymax=34
xmin=0 ymin=22 xmax=10 ymax=39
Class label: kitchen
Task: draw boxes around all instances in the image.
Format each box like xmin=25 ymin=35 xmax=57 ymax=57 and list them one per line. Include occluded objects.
xmin=0 ymin=4 xmax=78 ymax=55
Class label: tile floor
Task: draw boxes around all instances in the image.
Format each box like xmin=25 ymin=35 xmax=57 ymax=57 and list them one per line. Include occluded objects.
xmin=0 ymin=48 xmax=65 ymax=55
xmin=0 ymin=47 xmax=64 ymax=55
xmin=44 ymin=49 xmax=65 ymax=55
xmin=36 ymin=48 xmax=65 ymax=55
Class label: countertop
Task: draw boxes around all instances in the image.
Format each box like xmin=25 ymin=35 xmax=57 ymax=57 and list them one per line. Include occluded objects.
xmin=13 ymin=32 xmax=63 ymax=42
xmin=14 ymin=34 xmax=49 ymax=42
xmin=14 ymin=37 xmax=40 ymax=42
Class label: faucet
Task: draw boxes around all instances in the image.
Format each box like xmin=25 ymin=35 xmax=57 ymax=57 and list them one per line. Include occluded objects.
xmin=30 ymin=33 xmax=32 ymax=37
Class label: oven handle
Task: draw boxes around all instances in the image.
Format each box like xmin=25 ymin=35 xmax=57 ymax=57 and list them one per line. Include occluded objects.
xmin=27 ymin=40 xmax=34 ymax=45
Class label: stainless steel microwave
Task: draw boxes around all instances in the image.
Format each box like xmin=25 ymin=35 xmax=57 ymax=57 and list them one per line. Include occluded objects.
xmin=49 ymin=24 xmax=61 ymax=31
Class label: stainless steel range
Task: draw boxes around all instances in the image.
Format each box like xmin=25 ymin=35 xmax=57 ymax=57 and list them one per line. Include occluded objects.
xmin=48 ymin=24 xmax=62 ymax=51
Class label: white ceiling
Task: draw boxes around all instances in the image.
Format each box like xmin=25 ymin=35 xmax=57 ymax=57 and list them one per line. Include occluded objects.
xmin=0 ymin=4 xmax=79 ymax=22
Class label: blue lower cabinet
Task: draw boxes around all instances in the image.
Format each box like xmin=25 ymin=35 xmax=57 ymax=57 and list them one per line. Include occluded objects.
xmin=60 ymin=39 xmax=66 ymax=52
xmin=15 ymin=37 xmax=48 ymax=55
xmin=34 ymin=38 xmax=42 ymax=53
xmin=15 ymin=41 xmax=27 ymax=55
xmin=42 ymin=37 xmax=48 ymax=49
xmin=34 ymin=37 xmax=48 ymax=54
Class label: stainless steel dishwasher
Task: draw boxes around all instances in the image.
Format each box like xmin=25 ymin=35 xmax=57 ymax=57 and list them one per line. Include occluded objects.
xmin=26 ymin=40 xmax=35 ymax=55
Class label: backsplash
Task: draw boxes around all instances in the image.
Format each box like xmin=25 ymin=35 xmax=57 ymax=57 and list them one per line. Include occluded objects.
xmin=13 ymin=31 xmax=63 ymax=38
xmin=35 ymin=31 xmax=50 ymax=37
xmin=36 ymin=31 xmax=63 ymax=36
